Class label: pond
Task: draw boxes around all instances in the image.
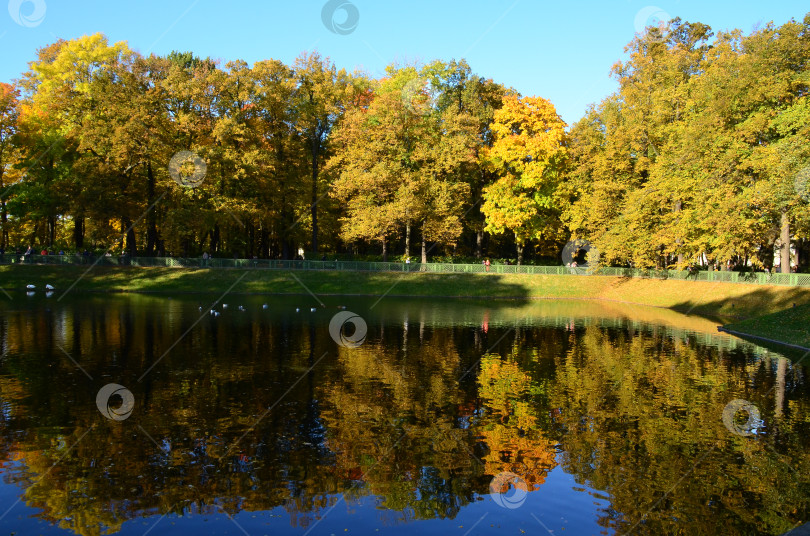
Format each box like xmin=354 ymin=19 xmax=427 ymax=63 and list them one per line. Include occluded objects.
xmin=0 ymin=293 xmax=807 ymax=535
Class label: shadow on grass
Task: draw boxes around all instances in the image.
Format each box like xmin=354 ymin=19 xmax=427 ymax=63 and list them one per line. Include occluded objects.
xmin=0 ymin=264 xmax=533 ymax=301
xmin=670 ymin=285 xmax=810 ymax=320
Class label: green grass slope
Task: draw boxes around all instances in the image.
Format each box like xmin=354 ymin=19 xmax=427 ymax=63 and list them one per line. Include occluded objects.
xmin=723 ymin=303 xmax=810 ymax=351
xmin=3 ymin=264 xmax=810 ymax=323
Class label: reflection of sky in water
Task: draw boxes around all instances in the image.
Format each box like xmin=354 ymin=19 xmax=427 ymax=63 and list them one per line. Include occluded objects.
xmin=0 ymin=460 xmax=609 ymax=535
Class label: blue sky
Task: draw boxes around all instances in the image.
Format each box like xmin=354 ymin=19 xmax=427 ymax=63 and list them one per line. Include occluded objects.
xmin=1 ymin=0 xmax=807 ymax=124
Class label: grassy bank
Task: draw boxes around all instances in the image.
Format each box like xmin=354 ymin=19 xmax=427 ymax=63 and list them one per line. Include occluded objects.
xmin=722 ymin=303 xmax=810 ymax=351
xmin=4 ymin=264 xmax=810 ymax=320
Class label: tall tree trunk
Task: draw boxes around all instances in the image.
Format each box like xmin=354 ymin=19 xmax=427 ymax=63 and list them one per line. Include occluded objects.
xmin=781 ymin=210 xmax=791 ymax=273
xmin=73 ymin=216 xmax=84 ymax=249
xmin=311 ymin=136 xmax=320 ymax=254
xmin=211 ymin=224 xmax=220 ymax=255
xmin=762 ymin=238 xmax=775 ymax=272
xmin=381 ymin=236 xmax=387 ymax=262
xmin=421 ymin=234 xmax=427 ymax=264
xmin=145 ymin=161 xmax=158 ymax=256
xmin=675 ymin=200 xmax=684 ymax=267
xmin=475 ymin=169 xmax=488 ymax=260
xmin=405 ymin=222 xmax=411 ymax=258
xmin=122 ymin=218 xmax=136 ymax=256
xmin=516 ymin=235 xmax=524 ymax=265
xmin=128 ymin=228 xmax=136 ymax=256
xmin=48 ymin=216 xmax=55 ymax=247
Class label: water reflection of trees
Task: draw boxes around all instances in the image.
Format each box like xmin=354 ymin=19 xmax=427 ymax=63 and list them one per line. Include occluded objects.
xmin=548 ymin=326 xmax=810 ymax=535
xmin=322 ymin=333 xmax=476 ymax=521
xmin=0 ymin=300 xmax=808 ymax=535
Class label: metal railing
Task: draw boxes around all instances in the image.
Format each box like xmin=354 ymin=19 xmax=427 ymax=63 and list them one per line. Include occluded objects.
xmin=3 ymin=254 xmax=810 ymax=287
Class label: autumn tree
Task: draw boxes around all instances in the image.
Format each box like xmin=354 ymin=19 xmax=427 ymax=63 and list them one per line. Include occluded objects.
xmin=481 ymin=95 xmax=568 ymax=264
xmin=429 ymin=59 xmax=511 ymax=258
xmin=0 ymin=83 xmax=20 ymax=248
xmin=3 ymin=17 xmax=809 ymax=266
xmin=18 ymin=34 xmax=133 ymax=250
xmin=565 ymin=20 xmax=716 ymax=269
xmin=293 ymin=52 xmax=359 ymax=255
xmin=329 ymin=65 xmax=477 ymax=261
xmin=745 ymin=16 xmax=810 ymax=272
xmin=566 ymin=16 xmax=810 ymax=271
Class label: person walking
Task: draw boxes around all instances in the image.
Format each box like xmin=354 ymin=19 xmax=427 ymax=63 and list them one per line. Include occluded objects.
xmin=484 ymin=258 xmax=491 ymax=272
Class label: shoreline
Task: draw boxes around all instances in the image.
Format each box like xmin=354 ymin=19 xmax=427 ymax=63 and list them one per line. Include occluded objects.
xmin=4 ymin=264 xmax=809 ymax=348
xmin=717 ymin=326 xmax=810 ymax=353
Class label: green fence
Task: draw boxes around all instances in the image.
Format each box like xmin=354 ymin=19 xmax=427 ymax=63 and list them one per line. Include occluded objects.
xmin=4 ymin=254 xmax=810 ymax=287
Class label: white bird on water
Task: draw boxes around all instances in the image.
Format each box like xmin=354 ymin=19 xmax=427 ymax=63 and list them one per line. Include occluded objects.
xmin=222 ymin=304 xmax=228 ymax=309
xmin=45 ymin=284 xmax=55 ymax=290
xmin=238 ymin=305 xmax=246 ymax=312
xmin=262 ymin=304 xmax=268 ymax=309
xmin=295 ymin=308 xmax=300 ymax=313
xmin=26 ymin=284 xmax=35 ymax=290
xmin=310 ymin=307 xmax=317 ymax=312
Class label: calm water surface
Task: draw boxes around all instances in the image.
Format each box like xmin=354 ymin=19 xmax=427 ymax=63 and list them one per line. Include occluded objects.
xmin=0 ymin=293 xmax=807 ymax=535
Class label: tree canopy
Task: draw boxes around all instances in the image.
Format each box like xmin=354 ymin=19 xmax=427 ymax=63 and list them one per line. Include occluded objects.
xmin=2 ymin=13 xmax=809 ymax=268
